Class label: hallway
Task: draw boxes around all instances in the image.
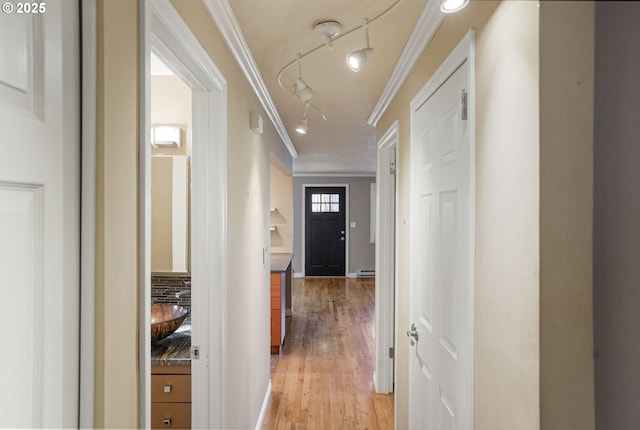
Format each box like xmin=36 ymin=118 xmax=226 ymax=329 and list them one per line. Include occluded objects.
xmin=263 ymin=277 xmax=394 ymax=429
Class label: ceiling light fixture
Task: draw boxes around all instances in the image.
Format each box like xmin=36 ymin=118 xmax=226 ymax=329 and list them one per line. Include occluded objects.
xmin=276 ymin=0 xmax=405 ymax=134
xmin=295 ymin=78 xmax=315 ymax=104
xmin=347 ymin=20 xmax=373 ymax=72
xmin=440 ymin=0 xmax=469 ymax=14
xmin=295 ymin=117 xmax=308 ymax=135
xmin=296 ymin=104 xmax=309 ymax=135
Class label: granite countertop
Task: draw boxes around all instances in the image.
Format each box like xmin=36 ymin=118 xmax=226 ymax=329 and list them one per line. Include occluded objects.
xmin=271 ymin=253 xmax=294 ymax=272
xmin=151 ymin=326 xmax=191 ymax=366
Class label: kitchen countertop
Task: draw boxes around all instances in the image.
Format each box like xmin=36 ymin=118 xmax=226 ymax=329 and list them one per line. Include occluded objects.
xmin=271 ymin=253 xmax=294 ymax=272
xmin=151 ymin=326 xmax=191 ymax=366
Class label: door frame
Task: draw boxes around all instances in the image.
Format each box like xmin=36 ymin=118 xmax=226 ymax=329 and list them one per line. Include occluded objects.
xmin=374 ymin=120 xmax=399 ymax=395
xmin=140 ymin=1 xmax=228 ymax=428
xmin=301 ymin=184 xmax=349 ymax=277
xmin=80 ymin=1 xmax=97 ymax=427
xmin=408 ymin=30 xmax=476 ymax=429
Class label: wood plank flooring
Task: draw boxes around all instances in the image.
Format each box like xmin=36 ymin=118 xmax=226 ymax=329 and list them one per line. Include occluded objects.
xmin=263 ymin=277 xmax=394 ymax=430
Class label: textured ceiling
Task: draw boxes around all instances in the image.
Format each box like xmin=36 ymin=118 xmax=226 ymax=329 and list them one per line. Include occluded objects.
xmin=228 ymin=0 xmax=428 ymax=174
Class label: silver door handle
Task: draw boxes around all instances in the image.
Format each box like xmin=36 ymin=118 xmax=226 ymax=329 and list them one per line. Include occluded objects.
xmin=407 ymin=323 xmax=418 ymax=346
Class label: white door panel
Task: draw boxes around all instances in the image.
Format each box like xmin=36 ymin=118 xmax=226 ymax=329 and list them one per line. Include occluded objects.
xmin=409 ymin=39 xmax=474 ymax=430
xmin=0 ymin=2 xmax=80 ymax=427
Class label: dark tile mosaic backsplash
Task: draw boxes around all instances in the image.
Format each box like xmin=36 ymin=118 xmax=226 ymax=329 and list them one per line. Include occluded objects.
xmin=151 ymin=273 xmax=191 ymax=311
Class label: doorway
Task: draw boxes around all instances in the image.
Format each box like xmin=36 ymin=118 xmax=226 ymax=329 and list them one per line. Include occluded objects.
xmin=375 ymin=121 xmax=398 ymax=396
xmin=304 ymin=186 xmax=347 ymax=276
xmin=142 ymin=1 xmax=228 ymax=428
xmin=408 ymin=31 xmax=475 ymax=430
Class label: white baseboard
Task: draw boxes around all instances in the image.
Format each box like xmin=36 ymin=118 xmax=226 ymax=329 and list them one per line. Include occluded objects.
xmin=293 ymin=272 xmax=305 ymax=278
xmin=255 ymin=380 xmax=272 ymax=430
xmin=347 ymin=272 xmax=357 ymax=278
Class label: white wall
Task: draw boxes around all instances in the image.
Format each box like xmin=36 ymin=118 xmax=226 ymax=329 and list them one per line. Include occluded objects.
xmin=594 ymin=3 xmax=640 ymax=429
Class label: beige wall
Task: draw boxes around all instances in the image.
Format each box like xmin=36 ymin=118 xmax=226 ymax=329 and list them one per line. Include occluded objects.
xmin=94 ymin=0 xmax=291 ymax=427
xmin=95 ymin=0 xmax=139 ymax=427
xmin=539 ymin=2 xmax=595 ymax=429
xmin=377 ymin=1 xmax=595 ymax=429
xmin=171 ymin=1 xmax=289 ymax=427
xmin=376 ymin=2 xmax=499 ymax=428
xmin=151 ymin=157 xmax=173 ymax=271
xmin=475 ymin=2 xmax=540 ymax=428
xmin=150 ymin=76 xmax=192 ymax=272
xmin=151 ymin=75 xmax=192 ymax=157
xmin=270 ymin=163 xmax=294 ymax=253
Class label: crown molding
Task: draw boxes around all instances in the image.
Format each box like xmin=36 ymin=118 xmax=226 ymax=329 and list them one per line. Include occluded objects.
xmin=367 ymin=0 xmax=445 ymax=126
xmin=202 ymin=0 xmax=298 ymax=158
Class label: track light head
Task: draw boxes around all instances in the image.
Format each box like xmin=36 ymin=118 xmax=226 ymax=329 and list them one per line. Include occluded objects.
xmin=295 ymin=78 xmax=315 ymax=103
xmin=440 ymin=0 xmax=469 ymax=13
xmin=295 ymin=116 xmax=308 ymax=134
xmin=346 ymin=47 xmax=373 ymax=72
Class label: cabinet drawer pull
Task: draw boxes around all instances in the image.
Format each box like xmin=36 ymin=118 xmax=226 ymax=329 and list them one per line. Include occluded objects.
xmin=163 ymin=418 xmax=172 ymax=426
xmin=163 ymin=385 xmax=172 ymax=393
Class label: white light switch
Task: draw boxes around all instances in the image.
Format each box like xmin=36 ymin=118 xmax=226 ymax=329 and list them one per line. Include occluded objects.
xmin=350 ymin=221 xmax=357 ymax=228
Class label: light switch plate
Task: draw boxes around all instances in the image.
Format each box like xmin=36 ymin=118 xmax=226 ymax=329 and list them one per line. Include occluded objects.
xmin=350 ymin=221 xmax=356 ymax=228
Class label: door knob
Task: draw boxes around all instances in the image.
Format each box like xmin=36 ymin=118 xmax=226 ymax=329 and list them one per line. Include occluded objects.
xmin=339 ymin=237 xmax=345 ymax=241
xmin=407 ymin=323 xmax=418 ymax=346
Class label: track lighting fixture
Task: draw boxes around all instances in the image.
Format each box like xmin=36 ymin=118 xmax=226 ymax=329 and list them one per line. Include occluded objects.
xmin=277 ymin=0 xmax=475 ymax=134
xmin=347 ymin=20 xmax=373 ymax=72
xmin=440 ymin=0 xmax=469 ymax=14
xmin=295 ymin=117 xmax=308 ymax=135
xmin=296 ymin=104 xmax=309 ymax=135
xmin=295 ymin=78 xmax=315 ymax=104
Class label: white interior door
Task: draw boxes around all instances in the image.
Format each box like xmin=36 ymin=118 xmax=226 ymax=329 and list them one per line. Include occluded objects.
xmin=409 ymin=38 xmax=474 ymax=430
xmin=0 ymin=1 xmax=80 ymax=427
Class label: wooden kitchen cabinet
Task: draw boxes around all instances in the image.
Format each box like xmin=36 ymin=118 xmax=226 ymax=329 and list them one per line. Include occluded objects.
xmin=271 ymin=272 xmax=286 ymax=353
xmin=151 ymin=365 xmax=191 ymax=429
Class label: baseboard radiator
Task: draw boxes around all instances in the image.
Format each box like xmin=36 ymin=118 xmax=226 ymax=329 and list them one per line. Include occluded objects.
xmin=357 ymin=269 xmax=375 ymax=278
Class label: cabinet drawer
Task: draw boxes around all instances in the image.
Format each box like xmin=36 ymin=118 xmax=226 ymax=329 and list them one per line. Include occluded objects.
xmin=151 ymin=402 xmax=191 ymax=430
xmin=151 ymin=374 xmax=191 ymax=403
xmin=271 ymin=296 xmax=281 ymax=310
xmin=270 ymin=283 xmax=281 ymax=296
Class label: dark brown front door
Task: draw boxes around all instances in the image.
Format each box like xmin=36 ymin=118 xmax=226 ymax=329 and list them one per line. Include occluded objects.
xmin=305 ymin=187 xmax=346 ymax=276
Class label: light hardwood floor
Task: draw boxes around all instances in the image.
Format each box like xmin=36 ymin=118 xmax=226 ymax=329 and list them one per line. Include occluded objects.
xmin=263 ymin=277 xmax=394 ymax=430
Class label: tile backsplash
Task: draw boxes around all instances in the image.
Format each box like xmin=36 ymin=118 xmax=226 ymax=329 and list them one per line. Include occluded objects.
xmin=151 ymin=273 xmax=191 ymax=311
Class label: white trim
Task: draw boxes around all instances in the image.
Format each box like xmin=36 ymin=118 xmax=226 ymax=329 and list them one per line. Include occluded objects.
xmin=202 ymin=0 xmax=297 ymax=159
xmin=144 ymin=2 xmax=229 ymax=429
xmin=367 ymin=0 xmax=446 ymax=126
xmin=293 ymin=272 xmax=305 ymax=279
xmin=347 ymin=272 xmax=358 ymax=278
xmin=375 ymin=120 xmax=399 ymax=396
xmin=139 ymin=2 xmax=152 ymax=428
xmin=80 ymin=1 xmax=97 ymax=427
xmin=301 ymin=184 xmax=350 ymax=278
xmin=254 ymin=381 xmax=272 ymax=430
xmin=408 ymin=30 xmax=475 ymax=429
xmin=293 ymin=172 xmax=376 ymax=178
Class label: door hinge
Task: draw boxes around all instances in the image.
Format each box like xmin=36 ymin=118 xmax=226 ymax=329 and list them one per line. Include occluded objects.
xmin=461 ymin=89 xmax=468 ymax=121
xmin=389 ymin=347 xmax=395 ymax=359
xmin=191 ymin=345 xmax=200 ymax=360
xmin=389 ymin=161 xmax=396 ymax=175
